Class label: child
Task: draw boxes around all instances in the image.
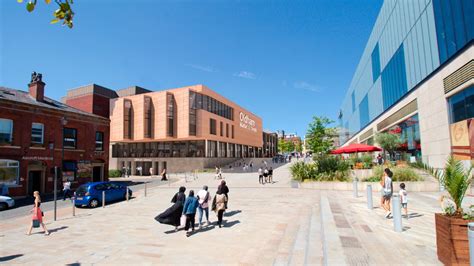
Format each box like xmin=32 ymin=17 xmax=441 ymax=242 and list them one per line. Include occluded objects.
xmin=399 ymin=183 xmax=408 ymax=218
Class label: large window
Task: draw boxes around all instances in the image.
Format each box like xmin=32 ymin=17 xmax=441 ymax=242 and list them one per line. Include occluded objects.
xmin=448 ymin=85 xmax=474 ymax=123
xmin=0 ymin=119 xmax=13 ymax=144
xmin=63 ymin=128 xmax=77 ymax=149
xmin=124 ymin=100 xmax=133 ymax=139
xmin=167 ymin=94 xmax=176 ymax=137
xmin=210 ymin=118 xmax=216 ymax=135
xmin=0 ymin=160 xmax=19 ymax=185
xmin=220 ymin=121 xmax=223 ymax=136
xmin=189 ymin=92 xmax=197 ymax=136
xmin=62 ymin=160 xmax=77 ymax=181
xmin=231 ymin=125 xmax=235 ymax=139
xmin=189 ymin=91 xmax=234 ymax=120
xmin=226 ymin=123 xmax=229 ymax=138
xmin=207 ymin=140 xmax=217 ymax=157
xmin=31 ymin=122 xmax=44 ymax=144
xmin=381 ymin=44 xmax=408 ymax=110
xmin=95 ymin=131 xmax=104 ymax=151
xmin=144 ymin=97 xmax=153 ymax=138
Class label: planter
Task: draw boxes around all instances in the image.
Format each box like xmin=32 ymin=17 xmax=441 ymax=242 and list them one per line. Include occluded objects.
xmin=435 ymin=213 xmax=473 ymax=265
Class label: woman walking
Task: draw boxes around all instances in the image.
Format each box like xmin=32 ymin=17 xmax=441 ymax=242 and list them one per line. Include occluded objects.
xmin=155 ymin=186 xmax=186 ymax=231
xmin=26 ymin=191 xmax=50 ymax=236
xmin=183 ymin=190 xmax=199 ymax=236
xmin=218 ymin=180 xmax=229 ymax=209
xmin=161 ymin=168 xmax=168 ymax=181
xmin=213 ymin=187 xmax=228 ymax=228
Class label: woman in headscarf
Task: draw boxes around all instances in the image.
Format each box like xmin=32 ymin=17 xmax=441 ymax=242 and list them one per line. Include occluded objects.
xmin=155 ymin=186 xmax=186 ymax=231
xmin=212 ymin=186 xmax=228 ymax=228
xmin=218 ymin=180 xmax=229 ymax=209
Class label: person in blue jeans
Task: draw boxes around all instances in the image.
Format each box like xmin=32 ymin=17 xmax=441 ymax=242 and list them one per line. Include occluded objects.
xmin=196 ymin=185 xmax=211 ymax=228
xmin=183 ymin=190 xmax=199 ymax=236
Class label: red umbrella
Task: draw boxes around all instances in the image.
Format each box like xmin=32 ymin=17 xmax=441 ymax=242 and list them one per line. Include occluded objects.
xmin=331 ymin=143 xmax=382 ymax=154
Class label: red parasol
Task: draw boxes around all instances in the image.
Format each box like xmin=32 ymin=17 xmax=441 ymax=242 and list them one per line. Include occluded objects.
xmin=331 ymin=143 xmax=382 ymax=154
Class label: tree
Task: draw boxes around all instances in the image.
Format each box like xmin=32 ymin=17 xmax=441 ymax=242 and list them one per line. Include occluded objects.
xmin=18 ymin=0 xmax=75 ymax=28
xmin=278 ymin=139 xmax=295 ymax=153
xmin=375 ymin=132 xmax=402 ymax=160
xmin=306 ymin=116 xmax=337 ymax=155
xmin=295 ymin=141 xmax=303 ymax=153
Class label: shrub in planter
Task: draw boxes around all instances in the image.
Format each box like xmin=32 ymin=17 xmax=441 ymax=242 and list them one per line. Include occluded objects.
xmin=290 ymin=161 xmax=317 ymax=181
xmin=364 ymin=166 xmax=423 ymax=182
xmin=109 ymin=169 xmax=122 ymax=178
xmin=435 ymin=157 xmax=473 ymax=265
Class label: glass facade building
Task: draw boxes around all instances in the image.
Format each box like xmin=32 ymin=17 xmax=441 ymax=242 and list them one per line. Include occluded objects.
xmin=339 ymin=0 xmax=473 ymax=145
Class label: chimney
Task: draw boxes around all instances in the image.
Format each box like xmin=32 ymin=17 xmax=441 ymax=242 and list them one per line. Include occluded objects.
xmin=28 ymin=72 xmax=45 ymax=102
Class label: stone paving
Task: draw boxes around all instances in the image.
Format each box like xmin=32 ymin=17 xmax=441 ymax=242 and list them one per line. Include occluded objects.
xmin=0 ymin=162 xmax=445 ymax=265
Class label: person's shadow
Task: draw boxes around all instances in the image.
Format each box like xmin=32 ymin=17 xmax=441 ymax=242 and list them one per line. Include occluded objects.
xmin=0 ymin=254 xmax=23 ymax=262
xmin=224 ymin=210 xmax=242 ymax=217
xmin=223 ymin=220 xmax=240 ymax=228
xmin=49 ymin=226 xmax=69 ymax=234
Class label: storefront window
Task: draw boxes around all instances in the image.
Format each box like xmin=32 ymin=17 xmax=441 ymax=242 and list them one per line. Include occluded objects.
xmin=385 ymin=114 xmax=421 ymax=160
xmin=0 ymin=160 xmax=19 ymax=185
xmin=0 ymin=119 xmax=13 ymax=144
xmin=62 ymin=160 xmax=77 ymax=181
xmin=448 ymin=85 xmax=474 ymax=123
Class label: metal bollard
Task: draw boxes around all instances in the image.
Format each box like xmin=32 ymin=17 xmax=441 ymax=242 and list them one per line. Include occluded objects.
xmin=353 ymin=178 xmax=358 ymax=198
xmin=72 ymin=198 xmax=75 ymax=216
xmin=144 ymin=183 xmax=147 ymax=197
xmin=367 ymin=185 xmax=373 ymax=209
xmin=126 ymin=187 xmax=129 ymax=202
xmin=392 ymin=195 xmax=402 ymax=232
xmin=468 ymin=222 xmax=474 ymax=266
xmin=102 ymin=191 xmax=105 ymax=208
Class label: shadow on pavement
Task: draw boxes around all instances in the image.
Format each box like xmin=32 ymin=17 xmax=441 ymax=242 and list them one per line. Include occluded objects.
xmin=49 ymin=226 xmax=69 ymax=234
xmin=0 ymin=254 xmax=23 ymax=262
xmin=408 ymin=213 xmax=424 ymax=219
xmin=65 ymin=263 xmax=81 ymax=266
xmin=223 ymin=220 xmax=240 ymax=228
xmin=224 ymin=210 xmax=242 ymax=217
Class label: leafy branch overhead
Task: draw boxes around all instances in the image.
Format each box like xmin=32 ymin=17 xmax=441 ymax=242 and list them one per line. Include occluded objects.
xmin=18 ymin=0 xmax=75 ymax=28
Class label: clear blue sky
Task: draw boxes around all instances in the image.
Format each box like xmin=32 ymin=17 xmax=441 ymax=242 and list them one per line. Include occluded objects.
xmin=0 ymin=0 xmax=382 ymax=137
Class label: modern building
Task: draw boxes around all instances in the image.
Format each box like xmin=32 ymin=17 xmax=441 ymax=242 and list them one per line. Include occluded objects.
xmin=338 ymin=0 xmax=473 ymax=168
xmin=0 ymin=73 xmax=110 ymax=197
xmin=263 ymin=130 xmax=278 ymax=157
xmin=109 ymin=84 xmax=268 ymax=173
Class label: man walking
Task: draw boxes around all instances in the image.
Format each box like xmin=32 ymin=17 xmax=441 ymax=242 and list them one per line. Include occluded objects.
xmin=62 ymin=180 xmax=71 ymax=200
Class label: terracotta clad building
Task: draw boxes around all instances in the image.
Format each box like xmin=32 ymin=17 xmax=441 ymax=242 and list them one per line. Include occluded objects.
xmin=0 ymin=74 xmax=110 ymax=197
xmin=109 ymin=84 xmax=268 ymax=173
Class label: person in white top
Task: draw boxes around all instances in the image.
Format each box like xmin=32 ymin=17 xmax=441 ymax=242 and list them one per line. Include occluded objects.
xmin=399 ymin=183 xmax=408 ymax=218
xmin=258 ymin=167 xmax=264 ymax=184
xmin=62 ymin=180 xmax=71 ymax=200
xmin=380 ymin=168 xmax=393 ymax=218
xmin=196 ymin=185 xmax=211 ymax=228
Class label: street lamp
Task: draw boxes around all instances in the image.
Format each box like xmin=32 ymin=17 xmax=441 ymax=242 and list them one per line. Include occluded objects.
xmin=54 ymin=117 xmax=67 ymax=221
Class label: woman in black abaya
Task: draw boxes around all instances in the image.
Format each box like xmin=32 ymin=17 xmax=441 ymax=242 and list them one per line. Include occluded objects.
xmin=155 ymin=186 xmax=186 ymax=231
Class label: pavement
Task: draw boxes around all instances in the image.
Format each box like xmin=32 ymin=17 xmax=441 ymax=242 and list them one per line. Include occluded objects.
xmin=0 ymin=162 xmax=444 ymax=265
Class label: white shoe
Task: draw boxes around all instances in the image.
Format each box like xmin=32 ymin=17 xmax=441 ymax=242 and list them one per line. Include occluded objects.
xmin=385 ymin=211 xmax=391 ymax=218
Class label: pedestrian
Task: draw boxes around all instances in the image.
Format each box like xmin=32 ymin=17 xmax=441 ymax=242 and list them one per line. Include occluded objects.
xmin=197 ymin=185 xmax=211 ymax=228
xmin=268 ymin=167 xmax=273 ymax=183
xmin=122 ymin=166 xmax=127 ymax=177
xmin=183 ymin=190 xmax=199 ymax=236
xmin=218 ymin=167 xmax=223 ymax=179
xmin=161 ymin=168 xmax=168 ymax=181
xmin=155 ymin=186 xmax=186 ymax=231
xmin=212 ymin=186 xmax=228 ymax=228
xmin=149 ymin=167 xmax=154 ymax=177
xmin=399 ymin=183 xmax=408 ymax=218
xmin=250 ymin=162 xmax=253 ymax=171
xmin=26 ymin=191 xmax=49 ymax=236
xmin=218 ymin=180 xmax=229 ymax=209
xmin=377 ymin=154 xmax=384 ymax=165
xmin=258 ymin=167 xmax=264 ymax=184
xmin=62 ymin=179 xmax=71 ymax=200
xmin=380 ymin=168 xmax=393 ymax=218
xmin=263 ymin=167 xmax=269 ymax=183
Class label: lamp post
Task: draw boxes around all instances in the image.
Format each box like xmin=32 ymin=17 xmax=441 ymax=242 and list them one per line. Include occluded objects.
xmin=54 ymin=117 xmax=67 ymax=221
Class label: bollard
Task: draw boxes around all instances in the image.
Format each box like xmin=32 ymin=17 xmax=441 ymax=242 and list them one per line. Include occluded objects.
xmin=392 ymin=195 xmax=402 ymax=232
xmin=468 ymin=222 xmax=474 ymax=266
xmin=367 ymin=185 xmax=373 ymax=209
xmin=72 ymin=198 xmax=76 ymax=216
xmin=102 ymin=191 xmax=105 ymax=208
xmin=144 ymin=183 xmax=147 ymax=197
xmin=353 ymin=178 xmax=358 ymax=198
xmin=126 ymin=187 xmax=129 ymax=202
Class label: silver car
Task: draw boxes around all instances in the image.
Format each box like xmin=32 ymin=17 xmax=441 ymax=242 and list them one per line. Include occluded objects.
xmin=0 ymin=195 xmax=15 ymax=211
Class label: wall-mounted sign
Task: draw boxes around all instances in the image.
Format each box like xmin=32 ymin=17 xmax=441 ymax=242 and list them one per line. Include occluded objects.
xmin=22 ymin=156 xmax=53 ymax=161
xmin=239 ymin=112 xmax=257 ymax=132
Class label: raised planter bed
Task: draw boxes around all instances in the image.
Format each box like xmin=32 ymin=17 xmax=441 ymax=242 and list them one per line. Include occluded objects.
xmin=298 ymin=181 xmax=440 ymax=192
xmin=435 ymin=213 xmax=473 ymax=265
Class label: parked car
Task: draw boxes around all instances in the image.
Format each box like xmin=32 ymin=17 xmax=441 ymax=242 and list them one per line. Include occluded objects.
xmin=0 ymin=195 xmax=15 ymax=211
xmin=74 ymin=182 xmax=132 ymax=208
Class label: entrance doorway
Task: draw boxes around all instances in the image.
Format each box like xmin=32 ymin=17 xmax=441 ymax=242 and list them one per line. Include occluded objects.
xmin=92 ymin=166 xmax=102 ymax=182
xmin=28 ymin=171 xmax=42 ymax=195
xmin=143 ymin=161 xmax=152 ymax=176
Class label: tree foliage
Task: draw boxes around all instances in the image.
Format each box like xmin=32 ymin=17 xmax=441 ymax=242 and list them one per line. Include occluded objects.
xmin=306 ymin=116 xmax=336 ymax=155
xmin=278 ymin=139 xmax=295 ymax=153
xmin=18 ymin=0 xmax=75 ymax=28
xmin=375 ymin=132 xmax=401 ymax=159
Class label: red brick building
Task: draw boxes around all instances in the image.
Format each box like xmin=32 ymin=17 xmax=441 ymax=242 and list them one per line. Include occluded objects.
xmin=0 ymin=73 xmax=110 ymax=197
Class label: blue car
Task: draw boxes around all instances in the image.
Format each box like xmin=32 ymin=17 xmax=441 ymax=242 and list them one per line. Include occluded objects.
xmin=74 ymin=182 xmax=132 ymax=208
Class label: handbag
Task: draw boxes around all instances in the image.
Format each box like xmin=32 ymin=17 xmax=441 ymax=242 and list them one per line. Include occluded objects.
xmin=180 ymin=214 xmax=187 ymax=226
xmin=32 ymin=219 xmax=40 ymax=228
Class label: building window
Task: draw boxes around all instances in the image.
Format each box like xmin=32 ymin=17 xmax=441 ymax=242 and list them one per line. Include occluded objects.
xmin=62 ymin=160 xmax=77 ymax=181
xmin=95 ymin=131 xmax=104 ymax=151
xmin=191 ymin=92 xmax=234 ymax=120
xmin=371 ymin=43 xmax=381 ymax=82
xmin=167 ymin=94 xmax=176 ymax=137
xmin=124 ymin=100 xmax=133 ymax=139
xmin=63 ymin=128 xmax=77 ymax=149
xmin=226 ymin=123 xmax=229 ymax=138
xmin=448 ymin=85 xmax=474 ymax=123
xmin=210 ymin=118 xmax=216 ymax=135
xmin=0 ymin=159 xmax=19 ymax=185
xmin=0 ymin=119 xmax=13 ymax=144
xmin=231 ymin=125 xmax=234 ymax=139
xmin=381 ymin=44 xmax=408 ymax=110
xmin=189 ymin=92 xmax=197 ymax=136
xmin=144 ymin=97 xmax=153 ymax=138
xmin=31 ymin=122 xmax=44 ymax=144
xmin=220 ymin=121 xmax=223 ymax=136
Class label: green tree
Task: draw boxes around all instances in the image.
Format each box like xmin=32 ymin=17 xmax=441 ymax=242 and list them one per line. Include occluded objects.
xmin=295 ymin=141 xmax=303 ymax=153
xmin=18 ymin=0 xmax=75 ymax=28
xmin=306 ymin=116 xmax=336 ymax=155
xmin=278 ymin=139 xmax=295 ymax=153
xmin=375 ymin=132 xmax=402 ymax=160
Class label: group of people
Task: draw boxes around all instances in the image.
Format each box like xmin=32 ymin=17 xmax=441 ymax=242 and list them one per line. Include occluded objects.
xmin=380 ymin=168 xmax=408 ymax=219
xmin=121 ymin=166 xmax=168 ymax=181
xmin=155 ymin=180 xmax=230 ymax=236
xmin=258 ymin=166 xmax=273 ymax=184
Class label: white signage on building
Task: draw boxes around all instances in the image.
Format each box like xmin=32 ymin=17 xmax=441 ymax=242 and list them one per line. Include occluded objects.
xmin=239 ymin=112 xmax=257 ymax=132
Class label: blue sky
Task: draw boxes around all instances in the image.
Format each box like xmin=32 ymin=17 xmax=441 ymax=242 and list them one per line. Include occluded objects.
xmin=0 ymin=0 xmax=382 ymax=137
